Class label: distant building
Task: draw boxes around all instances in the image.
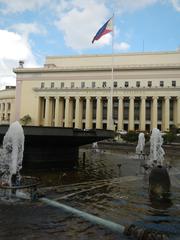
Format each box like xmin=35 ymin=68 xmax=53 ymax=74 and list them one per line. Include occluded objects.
xmin=1 ymin=51 xmax=180 ymax=132
xmin=0 ymin=86 xmax=16 ymax=124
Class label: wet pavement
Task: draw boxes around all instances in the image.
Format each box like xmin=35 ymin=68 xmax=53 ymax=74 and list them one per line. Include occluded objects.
xmin=0 ymin=147 xmax=180 ymax=240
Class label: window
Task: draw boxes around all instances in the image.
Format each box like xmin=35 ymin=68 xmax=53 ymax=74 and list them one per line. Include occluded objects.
xmin=51 ymin=82 xmax=54 ymax=88
xmin=7 ymin=103 xmax=11 ymax=111
xmin=92 ymin=82 xmax=96 ymax=88
xmin=125 ymin=81 xmax=129 ymax=87
xmin=61 ymin=82 xmax=64 ymax=88
xmin=102 ymin=81 xmax=106 ymax=88
xmin=114 ymin=81 xmax=117 ymax=88
xmin=81 ymin=82 xmax=85 ymax=88
xmin=7 ymin=113 xmax=10 ymax=121
xmin=160 ymin=81 xmax=164 ymax=87
xmin=148 ymin=81 xmax=152 ymax=87
xmin=172 ymin=80 xmax=176 ymax=87
xmin=71 ymin=82 xmax=75 ymax=88
xmin=41 ymin=82 xmax=45 ymax=88
xmin=136 ymin=81 xmax=140 ymax=87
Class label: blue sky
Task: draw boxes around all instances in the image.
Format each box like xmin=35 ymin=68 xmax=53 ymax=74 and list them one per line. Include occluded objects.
xmin=0 ymin=0 xmax=180 ymax=88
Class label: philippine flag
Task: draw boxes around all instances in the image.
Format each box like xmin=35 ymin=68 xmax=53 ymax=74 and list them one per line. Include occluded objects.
xmin=92 ymin=17 xmax=113 ymax=44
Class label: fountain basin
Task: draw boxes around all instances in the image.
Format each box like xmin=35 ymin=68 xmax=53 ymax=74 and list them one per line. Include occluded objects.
xmin=0 ymin=176 xmax=40 ymax=200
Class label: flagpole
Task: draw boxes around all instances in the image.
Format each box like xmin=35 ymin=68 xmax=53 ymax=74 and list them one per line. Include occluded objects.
xmin=109 ymin=14 xmax=114 ymax=130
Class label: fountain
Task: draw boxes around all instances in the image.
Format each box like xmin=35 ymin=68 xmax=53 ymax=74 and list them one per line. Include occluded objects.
xmin=136 ymin=132 xmax=145 ymax=155
xmin=136 ymin=129 xmax=171 ymax=199
xmin=136 ymin=133 xmax=146 ymax=173
xmin=0 ymin=121 xmax=24 ymax=186
xmin=0 ymin=124 xmax=171 ymax=239
xmin=149 ymin=128 xmax=166 ymax=167
xmin=0 ymin=121 xmax=39 ymax=199
xmin=146 ymin=128 xmax=171 ymax=199
xmin=92 ymin=141 xmax=99 ymax=152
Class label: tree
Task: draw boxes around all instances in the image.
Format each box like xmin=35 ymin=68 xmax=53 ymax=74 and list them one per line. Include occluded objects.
xmin=20 ymin=114 xmax=32 ymax=126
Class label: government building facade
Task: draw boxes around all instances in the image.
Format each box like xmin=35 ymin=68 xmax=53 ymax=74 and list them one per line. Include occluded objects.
xmin=1 ymin=51 xmax=180 ymax=132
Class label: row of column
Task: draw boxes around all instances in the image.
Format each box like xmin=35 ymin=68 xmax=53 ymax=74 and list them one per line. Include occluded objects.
xmin=41 ymin=96 xmax=180 ymax=131
xmin=0 ymin=101 xmax=11 ymax=122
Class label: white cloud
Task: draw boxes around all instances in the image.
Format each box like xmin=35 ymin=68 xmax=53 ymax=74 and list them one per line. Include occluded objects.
xmin=55 ymin=0 xmax=110 ymax=50
xmin=10 ymin=22 xmax=47 ymax=39
xmin=53 ymin=0 xmax=163 ymax=51
xmin=171 ymin=0 xmax=180 ymax=11
xmin=106 ymin=0 xmax=159 ymax=13
xmin=93 ymin=34 xmax=112 ymax=47
xmin=0 ymin=30 xmax=38 ymax=88
xmin=114 ymin=42 xmax=130 ymax=51
xmin=0 ymin=0 xmax=50 ymax=14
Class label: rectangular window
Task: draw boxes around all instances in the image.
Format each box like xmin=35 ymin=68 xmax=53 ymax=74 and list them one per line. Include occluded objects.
xmin=7 ymin=103 xmax=11 ymax=111
xmin=172 ymin=80 xmax=176 ymax=87
xmin=136 ymin=81 xmax=140 ymax=87
xmin=7 ymin=113 xmax=10 ymax=121
xmin=148 ymin=81 xmax=152 ymax=87
xmin=71 ymin=82 xmax=75 ymax=88
xmin=51 ymin=82 xmax=54 ymax=88
xmin=61 ymin=82 xmax=64 ymax=88
xmin=125 ymin=81 xmax=129 ymax=87
xmin=102 ymin=81 xmax=106 ymax=88
xmin=92 ymin=82 xmax=96 ymax=88
xmin=81 ymin=82 xmax=85 ymax=88
xmin=41 ymin=82 xmax=45 ymax=88
xmin=160 ymin=81 xmax=164 ymax=87
xmin=114 ymin=81 xmax=117 ymax=88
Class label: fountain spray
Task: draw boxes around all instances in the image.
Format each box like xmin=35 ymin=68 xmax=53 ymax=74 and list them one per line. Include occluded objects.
xmin=0 ymin=121 xmax=24 ymax=186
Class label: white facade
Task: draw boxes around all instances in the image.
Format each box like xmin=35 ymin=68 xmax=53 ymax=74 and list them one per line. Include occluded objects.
xmin=2 ymin=51 xmax=179 ymax=132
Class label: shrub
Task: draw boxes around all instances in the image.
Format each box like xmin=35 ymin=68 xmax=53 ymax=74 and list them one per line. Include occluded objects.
xmin=163 ymin=132 xmax=176 ymax=144
xmin=20 ymin=114 xmax=32 ymax=126
xmin=121 ymin=131 xmax=139 ymax=142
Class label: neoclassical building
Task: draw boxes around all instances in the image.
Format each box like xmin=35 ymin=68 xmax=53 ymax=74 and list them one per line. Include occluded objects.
xmin=0 ymin=86 xmax=16 ymax=125
xmin=1 ymin=51 xmax=180 ymax=132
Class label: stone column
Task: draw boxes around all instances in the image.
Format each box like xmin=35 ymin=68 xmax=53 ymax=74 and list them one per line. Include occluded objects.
xmin=34 ymin=96 xmax=41 ymax=126
xmin=140 ymin=96 xmax=146 ymax=131
xmin=68 ymin=98 xmax=73 ymax=127
xmin=96 ymin=97 xmax=102 ymax=129
xmin=176 ymin=97 xmax=180 ymax=128
xmin=54 ymin=96 xmax=60 ymax=127
xmin=64 ymin=96 xmax=70 ymax=127
xmin=164 ymin=96 xmax=170 ymax=131
xmin=4 ymin=101 xmax=8 ymax=121
xmin=151 ymin=96 xmax=158 ymax=129
xmin=107 ymin=96 xmax=114 ymax=130
xmin=117 ymin=96 xmax=123 ymax=130
xmin=44 ymin=96 xmax=50 ymax=126
xmin=85 ymin=97 xmax=92 ymax=129
xmin=128 ymin=96 xmax=134 ymax=131
xmin=173 ymin=98 xmax=177 ymax=126
xmin=75 ymin=97 xmax=81 ymax=128
xmin=79 ymin=98 xmax=83 ymax=129
xmin=59 ymin=98 xmax=64 ymax=127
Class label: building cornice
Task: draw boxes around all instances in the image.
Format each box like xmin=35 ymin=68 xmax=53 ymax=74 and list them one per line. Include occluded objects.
xmin=13 ymin=63 xmax=180 ymax=74
xmin=46 ymin=51 xmax=180 ymax=59
xmin=33 ymin=86 xmax=180 ymax=93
